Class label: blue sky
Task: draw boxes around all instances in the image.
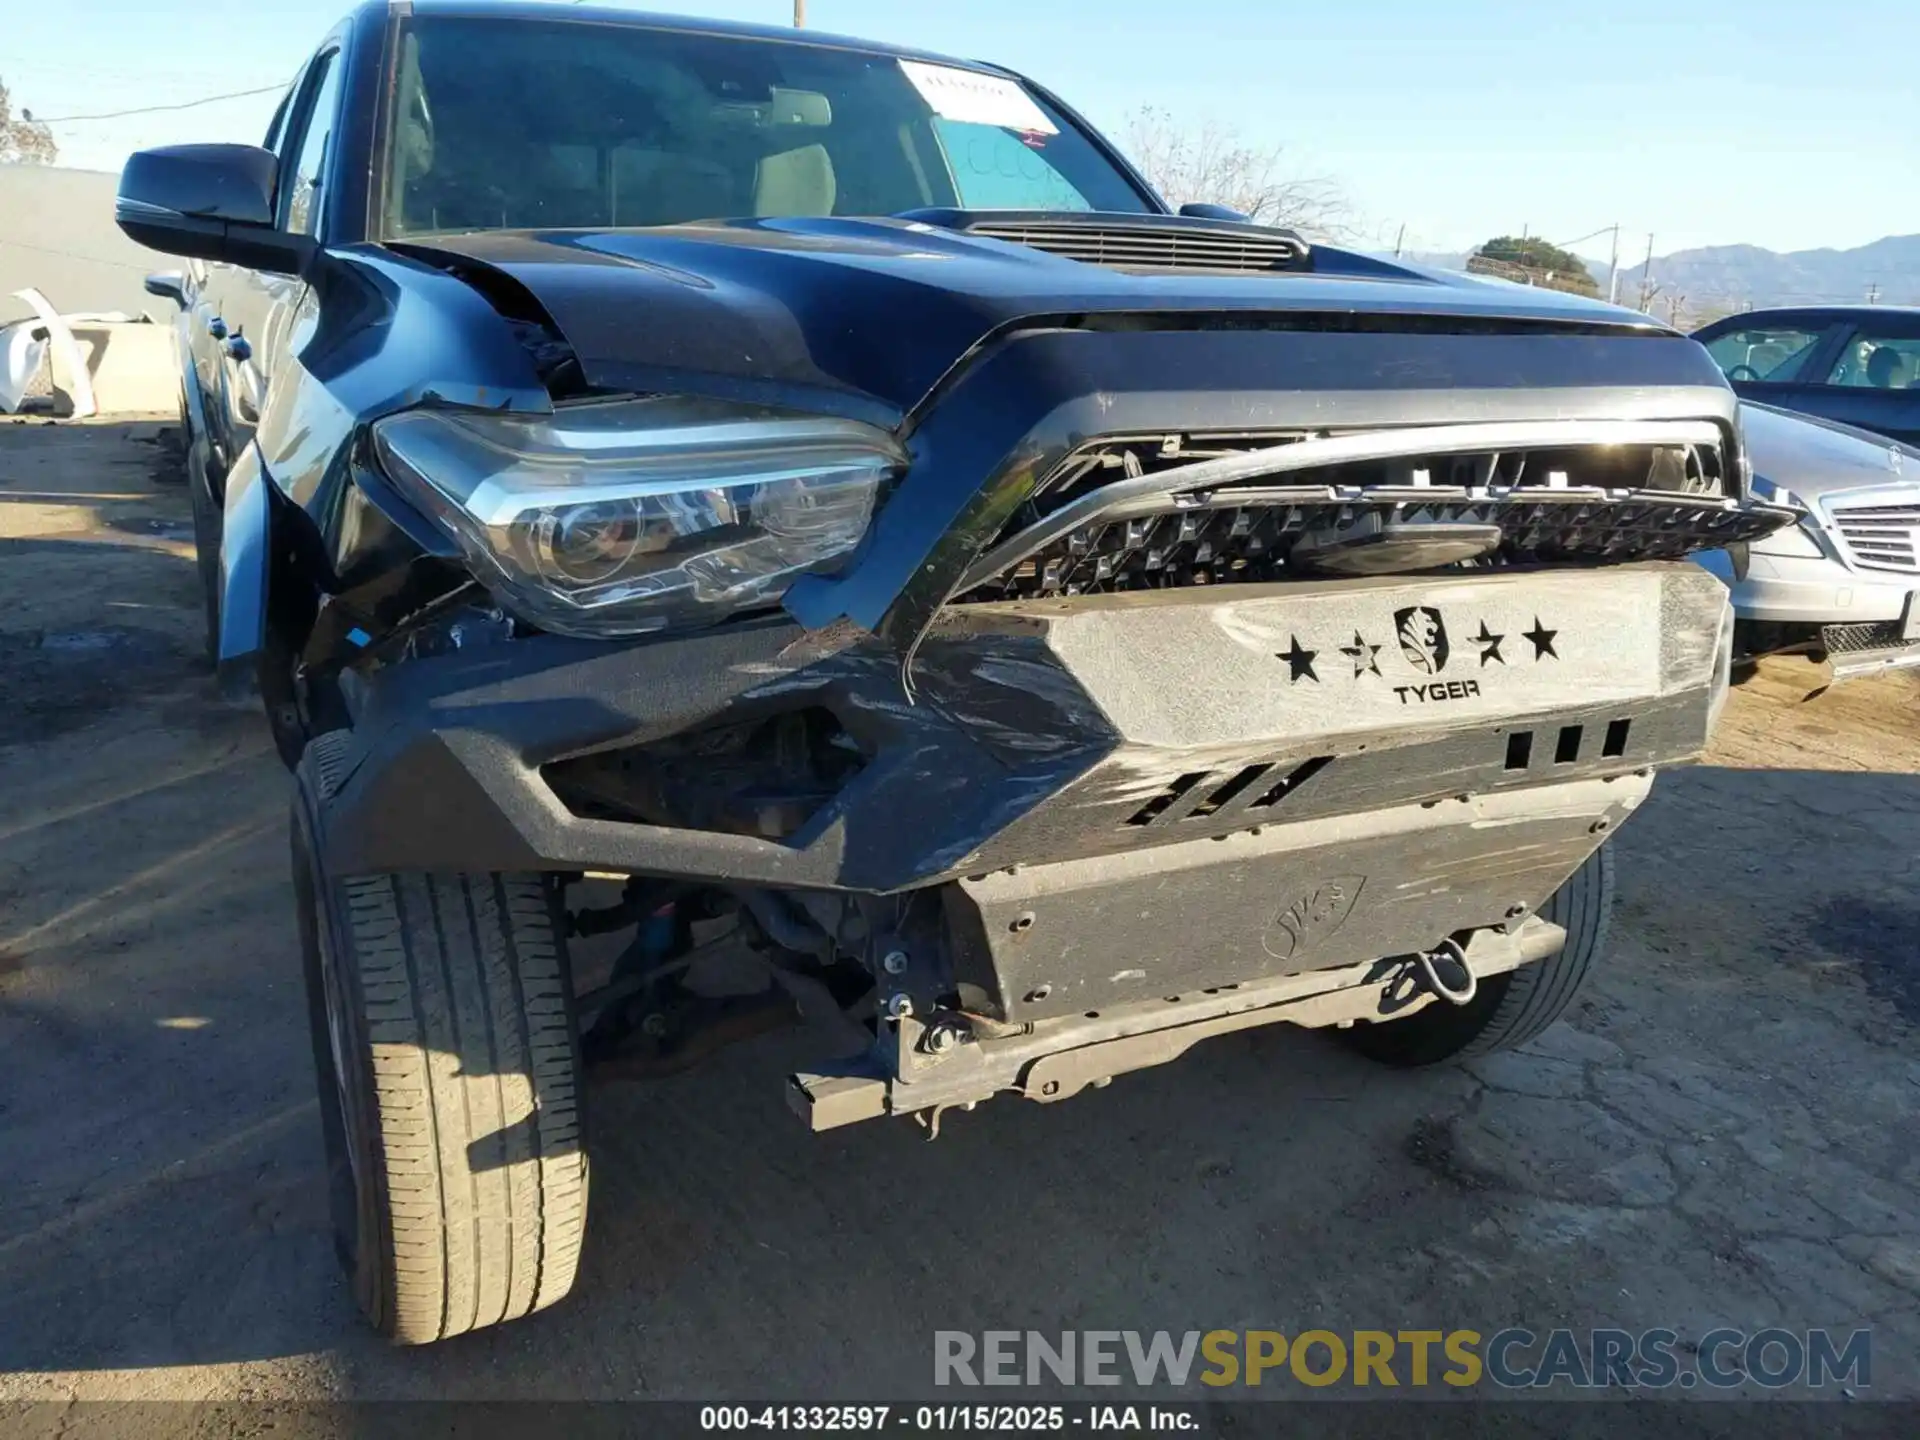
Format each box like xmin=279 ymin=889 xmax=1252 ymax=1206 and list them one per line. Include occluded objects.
xmin=5 ymin=0 xmax=1916 ymax=265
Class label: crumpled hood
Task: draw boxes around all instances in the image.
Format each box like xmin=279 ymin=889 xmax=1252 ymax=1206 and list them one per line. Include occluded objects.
xmin=1743 ymin=400 xmax=1918 ymax=501
xmin=394 ymin=216 xmax=1676 ymax=423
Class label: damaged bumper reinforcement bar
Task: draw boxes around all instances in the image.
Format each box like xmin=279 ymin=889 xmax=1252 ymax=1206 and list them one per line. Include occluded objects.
xmin=791 ymin=916 xmax=1569 ymax=1131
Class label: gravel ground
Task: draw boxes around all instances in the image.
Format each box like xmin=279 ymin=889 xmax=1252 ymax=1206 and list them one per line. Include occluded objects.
xmin=1 ymin=419 xmax=1916 ymax=1429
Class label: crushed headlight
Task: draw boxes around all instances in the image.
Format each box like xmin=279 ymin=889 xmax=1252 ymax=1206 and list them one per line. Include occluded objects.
xmin=372 ymin=397 xmax=906 ymax=636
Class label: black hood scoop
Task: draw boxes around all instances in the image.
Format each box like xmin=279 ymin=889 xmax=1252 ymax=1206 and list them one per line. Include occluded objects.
xmin=908 ymin=209 xmax=1311 ymax=275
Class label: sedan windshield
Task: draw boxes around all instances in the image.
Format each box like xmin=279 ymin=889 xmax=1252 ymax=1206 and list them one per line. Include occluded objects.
xmin=382 ymin=16 xmax=1155 ymax=236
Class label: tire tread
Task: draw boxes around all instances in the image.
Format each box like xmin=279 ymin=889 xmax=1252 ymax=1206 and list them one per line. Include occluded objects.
xmin=298 ymin=737 xmax=586 ymax=1344
xmin=1339 ymin=843 xmax=1615 ymax=1068
xmin=1453 ymin=840 xmax=1613 ymax=1058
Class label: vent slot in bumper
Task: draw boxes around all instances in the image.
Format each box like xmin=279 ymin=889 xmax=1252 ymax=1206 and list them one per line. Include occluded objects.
xmin=1127 ymin=756 xmax=1334 ymax=829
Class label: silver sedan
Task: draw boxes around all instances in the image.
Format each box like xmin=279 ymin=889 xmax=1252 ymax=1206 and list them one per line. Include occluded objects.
xmin=1696 ymin=402 xmax=1920 ymax=679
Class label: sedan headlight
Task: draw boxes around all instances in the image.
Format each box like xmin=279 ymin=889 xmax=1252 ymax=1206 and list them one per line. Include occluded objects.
xmin=1743 ymin=473 xmax=1827 ymax=559
xmin=372 ymin=397 xmax=905 ymax=636
xmin=1751 ymin=517 xmax=1828 ymax=561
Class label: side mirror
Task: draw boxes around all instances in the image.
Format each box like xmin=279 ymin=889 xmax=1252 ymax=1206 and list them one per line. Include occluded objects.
xmin=116 ymin=144 xmax=314 ymax=275
xmin=143 ymin=271 xmax=188 ymax=310
xmin=1178 ymin=202 xmax=1253 ymax=223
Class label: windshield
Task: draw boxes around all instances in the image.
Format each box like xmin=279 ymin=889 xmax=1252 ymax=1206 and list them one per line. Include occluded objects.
xmin=381 ymin=17 xmax=1156 ymax=236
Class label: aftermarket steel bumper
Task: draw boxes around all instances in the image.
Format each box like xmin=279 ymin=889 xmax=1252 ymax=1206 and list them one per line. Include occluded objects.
xmin=319 ymin=560 xmax=1730 ymax=891
xmin=313 ymin=561 xmax=1728 ymax=1102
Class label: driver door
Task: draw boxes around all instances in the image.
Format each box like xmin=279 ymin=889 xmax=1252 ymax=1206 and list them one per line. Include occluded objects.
xmin=211 ymin=46 xmax=343 ymax=460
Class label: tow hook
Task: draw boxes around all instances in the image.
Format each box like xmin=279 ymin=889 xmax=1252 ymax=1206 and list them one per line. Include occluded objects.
xmin=1412 ymin=938 xmax=1478 ymax=1006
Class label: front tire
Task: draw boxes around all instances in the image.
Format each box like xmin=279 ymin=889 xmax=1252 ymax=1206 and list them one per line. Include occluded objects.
xmin=1341 ymin=842 xmax=1614 ymax=1067
xmin=294 ymin=734 xmax=589 ymax=1343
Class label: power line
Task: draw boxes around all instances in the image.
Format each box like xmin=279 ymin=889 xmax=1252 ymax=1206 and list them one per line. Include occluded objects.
xmin=0 ymin=236 xmax=151 ymax=272
xmin=32 ymin=83 xmax=284 ymax=126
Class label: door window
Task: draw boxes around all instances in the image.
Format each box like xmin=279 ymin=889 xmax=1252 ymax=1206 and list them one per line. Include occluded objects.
xmin=1824 ymin=331 xmax=1920 ymax=390
xmin=279 ymin=52 xmax=343 ymax=237
xmin=1701 ymin=326 xmax=1824 ymax=382
xmin=261 ymin=68 xmax=301 ymax=153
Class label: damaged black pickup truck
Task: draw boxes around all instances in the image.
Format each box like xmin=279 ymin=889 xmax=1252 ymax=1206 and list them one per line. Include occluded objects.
xmin=120 ymin=0 xmax=1792 ymax=1343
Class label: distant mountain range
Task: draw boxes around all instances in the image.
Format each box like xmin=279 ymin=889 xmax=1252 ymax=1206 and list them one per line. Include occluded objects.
xmin=1402 ymin=235 xmax=1920 ymax=315
xmin=1615 ymin=235 xmax=1920 ymax=311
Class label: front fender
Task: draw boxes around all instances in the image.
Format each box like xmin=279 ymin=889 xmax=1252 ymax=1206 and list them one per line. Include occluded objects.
xmin=176 ymin=322 xmax=214 ymax=456
xmin=216 ymin=441 xmax=272 ymax=698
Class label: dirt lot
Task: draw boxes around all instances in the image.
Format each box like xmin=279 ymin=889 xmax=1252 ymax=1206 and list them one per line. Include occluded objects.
xmin=2 ymin=420 xmax=1917 ymax=1422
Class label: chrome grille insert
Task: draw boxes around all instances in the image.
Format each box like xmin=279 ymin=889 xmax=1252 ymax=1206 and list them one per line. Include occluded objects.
xmin=1829 ymin=502 xmax=1920 ymax=575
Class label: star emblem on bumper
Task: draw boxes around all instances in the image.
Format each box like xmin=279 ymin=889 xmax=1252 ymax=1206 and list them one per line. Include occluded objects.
xmin=1523 ymin=617 xmax=1559 ymax=660
xmin=1341 ymin=632 xmax=1383 ymax=678
xmin=1473 ymin=621 xmax=1506 ymax=666
xmin=1279 ymin=635 xmax=1319 ymax=682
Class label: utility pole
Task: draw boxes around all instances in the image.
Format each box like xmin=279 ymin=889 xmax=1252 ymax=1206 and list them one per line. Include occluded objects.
xmin=1393 ymin=222 xmax=1406 ymax=258
xmin=1636 ymin=233 xmax=1655 ymax=312
xmin=1605 ymin=222 xmax=1621 ymax=305
xmin=1866 ymin=280 xmax=1880 ymax=304
xmin=794 ymin=0 xmax=805 ymax=25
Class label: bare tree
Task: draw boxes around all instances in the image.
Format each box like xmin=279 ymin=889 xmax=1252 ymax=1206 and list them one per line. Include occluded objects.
xmin=0 ymin=77 xmax=58 ymax=165
xmin=1120 ymin=105 xmax=1351 ymax=240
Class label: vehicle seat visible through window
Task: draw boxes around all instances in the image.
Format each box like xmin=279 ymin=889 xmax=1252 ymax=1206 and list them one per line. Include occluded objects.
xmin=609 ymin=147 xmax=739 ymax=226
xmin=1865 ymin=345 xmax=1908 ymax=389
xmin=754 ymin=143 xmax=837 ymax=217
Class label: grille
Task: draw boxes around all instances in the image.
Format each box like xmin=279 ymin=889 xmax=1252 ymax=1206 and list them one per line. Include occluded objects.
xmin=962 ymin=495 xmax=1782 ymax=602
xmin=967 ymin=220 xmax=1309 ymax=274
xmin=953 ymin=426 xmax=1772 ymax=602
xmin=1829 ymin=503 xmax=1920 ymax=574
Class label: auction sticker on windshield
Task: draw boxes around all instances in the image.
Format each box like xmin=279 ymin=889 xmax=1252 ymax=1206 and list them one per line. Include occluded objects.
xmin=899 ymin=60 xmax=1059 ymax=134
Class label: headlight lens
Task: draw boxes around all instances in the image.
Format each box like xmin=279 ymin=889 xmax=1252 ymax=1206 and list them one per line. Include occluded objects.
xmin=1752 ymin=518 xmax=1827 ymax=560
xmin=1745 ymin=472 xmax=1826 ymax=558
xmin=372 ymin=397 xmax=905 ymax=636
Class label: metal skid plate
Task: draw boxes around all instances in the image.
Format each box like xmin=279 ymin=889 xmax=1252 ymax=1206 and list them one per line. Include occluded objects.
xmin=944 ymin=772 xmax=1648 ymax=1022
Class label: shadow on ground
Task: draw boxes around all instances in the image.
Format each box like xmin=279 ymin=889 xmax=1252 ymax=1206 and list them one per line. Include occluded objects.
xmin=2 ymin=767 xmax=1916 ymax=1402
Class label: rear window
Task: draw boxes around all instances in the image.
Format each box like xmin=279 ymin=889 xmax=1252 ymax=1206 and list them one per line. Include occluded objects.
xmin=381 ymin=17 xmax=1151 ymax=236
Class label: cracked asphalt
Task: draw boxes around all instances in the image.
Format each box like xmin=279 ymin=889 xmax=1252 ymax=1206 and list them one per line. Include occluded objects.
xmin=1 ymin=420 xmax=1917 ymax=1426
